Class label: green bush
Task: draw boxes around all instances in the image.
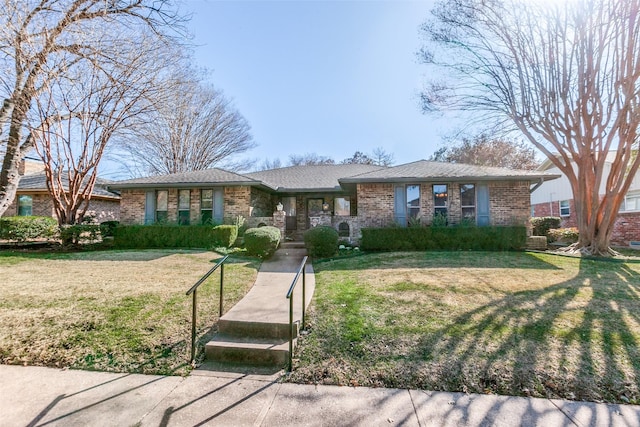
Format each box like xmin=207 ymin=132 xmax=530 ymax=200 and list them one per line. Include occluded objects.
xmin=304 ymin=226 xmax=339 ymax=258
xmin=244 ymin=226 xmax=280 ymax=258
xmin=530 ymin=217 xmax=561 ymax=241
xmin=59 ymin=223 xmax=101 ymax=245
xmin=99 ymin=221 xmax=120 ymax=238
xmin=0 ymin=216 xmax=58 ymax=242
xmin=113 ymin=224 xmax=238 ymax=249
xmin=548 ymin=227 xmax=579 ymax=244
xmin=361 ymin=226 xmax=527 ymax=251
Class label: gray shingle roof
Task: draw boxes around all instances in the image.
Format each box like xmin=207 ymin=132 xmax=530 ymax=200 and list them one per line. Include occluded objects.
xmin=246 ymin=164 xmax=386 ymax=192
xmin=109 ymin=168 xmax=268 ymax=189
xmin=340 ymin=160 xmax=560 ymax=183
xmin=17 ymin=172 xmax=120 ymax=199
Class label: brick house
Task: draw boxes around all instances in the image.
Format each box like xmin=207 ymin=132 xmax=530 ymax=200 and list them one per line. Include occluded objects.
xmin=5 ymin=172 xmax=121 ymax=223
xmin=531 ymin=155 xmax=640 ymax=247
xmin=110 ymin=160 xmax=558 ymax=242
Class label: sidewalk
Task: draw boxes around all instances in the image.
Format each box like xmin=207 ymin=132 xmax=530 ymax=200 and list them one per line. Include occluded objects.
xmin=1 ymin=364 xmax=639 ymax=426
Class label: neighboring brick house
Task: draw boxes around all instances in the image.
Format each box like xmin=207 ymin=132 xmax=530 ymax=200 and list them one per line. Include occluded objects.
xmin=110 ymin=160 xmax=557 ymax=242
xmin=531 ymin=155 xmax=640 ymax=247
xmin=5 ymin=172 xmax=121 ymax=223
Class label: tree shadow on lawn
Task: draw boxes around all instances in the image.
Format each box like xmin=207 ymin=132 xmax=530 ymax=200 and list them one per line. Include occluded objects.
xmin=412 ymin=258 xmax=640 ymax=404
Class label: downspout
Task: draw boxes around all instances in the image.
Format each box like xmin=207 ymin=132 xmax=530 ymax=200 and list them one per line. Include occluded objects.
xmin=529 ymin=178 xmax=544 ymax=194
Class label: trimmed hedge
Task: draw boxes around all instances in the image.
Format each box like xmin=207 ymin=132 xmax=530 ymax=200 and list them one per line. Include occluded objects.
xmin=244 ymin=226 xmax=280 ymax=258
xmin=99 ymin=221 xmax=120 ymax=238
xmin=59 ymin=223 xmax=101 ymax=245
xmin=304 ymin=226 xmax=339 ymax=258
xmin=0 ymin=216 xmax=58 ymax=242
xmin=530 ymin=217 xmax=561 ymax=240
xmin=113 ymin=224 xmax=238 ymax=249
xmin=361 ymin=226 xmax=527 ymax=251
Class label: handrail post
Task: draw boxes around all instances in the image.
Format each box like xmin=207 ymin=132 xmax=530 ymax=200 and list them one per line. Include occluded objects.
xmin=288 ymin=291 xmax=294 ymax=372
xmin=190 ymin=290 xmax=197 ymax=363
xmin=302 ymin=265 xmax=306 ymax=328
xmin=219 ymin=263 xmax=224 ymax=317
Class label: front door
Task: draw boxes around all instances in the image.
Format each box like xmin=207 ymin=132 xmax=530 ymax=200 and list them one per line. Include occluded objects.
xmin=282 ymin=196 xmax=297 ymax=231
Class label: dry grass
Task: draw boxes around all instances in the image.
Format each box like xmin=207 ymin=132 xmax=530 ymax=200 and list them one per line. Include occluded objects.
xmin=290 ymin=251 xmax=640 ymax=404
xmin=0 ymin=249 xmax=259 ymax=375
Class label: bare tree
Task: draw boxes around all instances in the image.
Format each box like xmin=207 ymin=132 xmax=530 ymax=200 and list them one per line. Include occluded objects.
xmin=421 ymin=0 xmax=640 ymax=255
xmin=342 ymin=151 xmax=374 ymax=165
xmin=32 ymin=37 xmax=168 ymax=225
xmin=0 ymin=0 xmax=183 ymax=217
xmin=288 ymin=153 xmax=335 ymax=166
xmin=430 ymin=135 xmax=539 ymax=170
xmin=371 ymin=147 xmax=394 ymax=166
xmin=117 ymin=71 xmax=256 ymax=176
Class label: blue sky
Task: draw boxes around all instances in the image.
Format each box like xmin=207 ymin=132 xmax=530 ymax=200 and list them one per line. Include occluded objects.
xmin=181 ymin=0 xmax=460 ymax=168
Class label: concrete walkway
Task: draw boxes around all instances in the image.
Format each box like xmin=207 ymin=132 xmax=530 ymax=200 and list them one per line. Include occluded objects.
xmin=2 ymin=364 xmax=640 ymax=426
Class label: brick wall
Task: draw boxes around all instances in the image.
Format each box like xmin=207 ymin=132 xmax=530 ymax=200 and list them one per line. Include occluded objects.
xmin=356 ymin=183 xmax=395 ymax=228
xmin=224 ymin=186 xmax=251 ymax=220
xmin=120 ymin=189 xmax=146 ymax=224
xmin=85 ymin=199 xmax=120 ymax=222
xmin=488 ymin=181 xmax=531 ymax=226
xmin=533 ymin=198 xmax=640 ymax=247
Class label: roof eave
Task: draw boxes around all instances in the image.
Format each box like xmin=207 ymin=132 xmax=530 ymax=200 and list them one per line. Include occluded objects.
xmin=340 ymin=174 xmax=561 ymax=184
xmin=108 ymin=181 xmax=276 ymax=191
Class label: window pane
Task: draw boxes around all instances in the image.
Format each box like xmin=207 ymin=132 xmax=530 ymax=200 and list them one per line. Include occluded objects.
xmin=156 ymin=210 xmax=168 ymax=223
xmin=178 ymin=210 xmax=190 ymax=225
xmin=18 ymin=195 xmax=32 ymax=216
xmin=201 ymin=210 xmax=213 ymax=224
xmin=462 ymin=207 xmax=476 ymax=220
xmin=433 ymin=184 xmax=447 ymax=207
xmin=560 ymin=200 xmax=570 ymax=216
xmin=460 ymin=184 xmax=475 ymax=207
xmin=406 ymin=185 xmax=420 ymax=218
xmin=201 ymin=189 xmax=213 ymax=209
xmin=179 ymin=190 xmax=190 ymax=209
xmin=334 ymin=197 xmax=350 ymax=216
xmin=156 ymin=190 xmax=168 ymax=211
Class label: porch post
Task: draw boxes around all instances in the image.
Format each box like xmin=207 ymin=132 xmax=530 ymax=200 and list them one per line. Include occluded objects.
xmin=273 ymin=210 xmax=286 ymax=241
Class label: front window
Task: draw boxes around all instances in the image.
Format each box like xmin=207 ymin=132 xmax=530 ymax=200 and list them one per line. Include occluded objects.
xmin=156 ymin=190 xmax=168 ymax=223
xmin=622 ymin=191 xmax=640 ymax=212
xmin=201 ymin=189 xmax=213 ymax=224
xmin=460 ymin=184 xmax=476 ymax=223
xmin=433 ymin=184 xmax=448 ymax=222
xmin=18 ymin=195 xmax=32 ymax=216
xmin=560 ymin=200 xmax=570 ymax=217
xmin=334 ymin=197 xmax=351 ymax=216
xmin=407 ymin=185 xmax=420 ymax=220
xmin=178 ymin=189 xmax=190 ymax=225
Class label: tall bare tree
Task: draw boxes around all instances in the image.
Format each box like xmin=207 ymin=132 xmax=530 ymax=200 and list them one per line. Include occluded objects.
xmin=0 ymin=0 xmax=182 ymax=217
xmin=117 ymin=70 xmax=256 ymax=176
xmin=288 ymin=153 xmax=335 ymax=166
xmin=430 ymin=135 xmax=539 ymax=170
xmin=421 ymin=0 xmax=640 ymax=255
xmin=32 ymin=37 xmax=169 ymax=225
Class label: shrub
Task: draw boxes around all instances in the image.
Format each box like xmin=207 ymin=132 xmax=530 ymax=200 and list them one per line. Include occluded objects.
xmin=0 ymin=216 xmax=58 ymax=242
xmin=361 ymin=226 xmax=527 ymax=251
xmin=530 ymin=217 xmax=561 ymax=240
xmin=304 ymin=226 xmax=339 ymax=258
xmin=548 ymin=227 xmax=579 ymax=244
xmin=59 ymin=223 xmax=101 ymax=245
xmin=113 ymin=224 xmax=238 ymax=249
xmin=244 ymin=226 xmax=280 ymax=258
xmin=99 ymin=221 xmax=120 ymax=238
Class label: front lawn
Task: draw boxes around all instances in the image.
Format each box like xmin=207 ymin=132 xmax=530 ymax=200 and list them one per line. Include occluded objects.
xmin=290 ymin=251 xmax=640 ymax=404
xmin=0 ymin=249 xmax=259 ymax=375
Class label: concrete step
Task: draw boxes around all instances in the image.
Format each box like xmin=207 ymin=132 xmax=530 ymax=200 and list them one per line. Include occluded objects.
xmin=218 ymin=318 xmax=299 ymax=340
xmin=204 ymin=335 xmax=293 ymax=367
xmin=280 ymin=241 xmax=306 ymax=250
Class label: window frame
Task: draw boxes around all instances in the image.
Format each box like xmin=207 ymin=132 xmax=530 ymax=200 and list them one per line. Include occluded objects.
xmin=406 ymin=185 xmax=420 ymax=221
xmin=334 ymin=196 xmax=351 ymax=216
xmin=178 ymin=189 xmax=190 ymax=225
xmin=433 ymin=184 xmax=448 ymax=221
xmin=155 ymin=190 xmax=168 ymax=223
xmin=201 ymin=189 xmax=214 ymax=224
xmin=559 ymin=200 xmax=570 ymax=217
xmin=17 ymin=194 xmax=33 ymax=216
xmin=460 ymin=183 xmax=476 ymax=223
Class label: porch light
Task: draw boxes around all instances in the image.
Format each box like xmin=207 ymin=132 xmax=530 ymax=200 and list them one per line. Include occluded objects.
xmin=276 ymin=202 xmax=283 ymax=211
xmin=322 ymin=203 xmax=330 ymax=211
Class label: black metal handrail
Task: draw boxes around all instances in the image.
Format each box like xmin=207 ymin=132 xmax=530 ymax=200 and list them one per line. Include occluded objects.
xmin=185 ymin=255 xmax=229 ymax=364
xmin=285 ymin=255 xmax=308 ymax=372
